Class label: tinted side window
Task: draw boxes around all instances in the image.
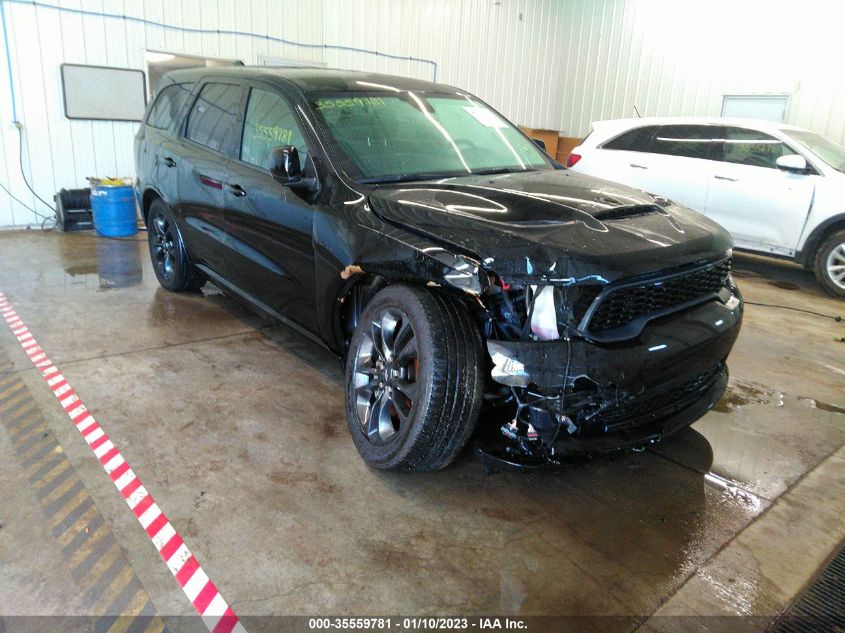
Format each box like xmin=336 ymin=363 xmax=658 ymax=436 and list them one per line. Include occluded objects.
xmin=146 ymin=83 xmax=192 ymax=130
xmin=651 ymin=125 xmax=717 ymax=160
xmin=186 ymin=83 xmax=242 ymax=153
xmin=240 ymin=88 xmax=307 ymax=170
xmin=603 ymin=126 xmax=658 ymax=152
xmin=722 ymin=127 xmax=794 ymax=169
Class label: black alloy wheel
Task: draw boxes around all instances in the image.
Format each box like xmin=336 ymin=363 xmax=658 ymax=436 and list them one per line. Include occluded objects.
xmin=146 ymin=198 xmax=205 ymax=292
xmin=351 ymin=307 xmax=419 ymax=446
xmin=151 ymin=209 xmax=177 ymax=283
xmin=344 ymin=285 xmax=484 ymax=471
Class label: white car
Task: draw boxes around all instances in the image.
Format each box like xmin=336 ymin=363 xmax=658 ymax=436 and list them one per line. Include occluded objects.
xmin=568 ymin=117 xmax=845 ymax=297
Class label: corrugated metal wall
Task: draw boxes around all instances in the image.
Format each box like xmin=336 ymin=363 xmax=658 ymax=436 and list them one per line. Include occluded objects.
xmin=0 ymin=0 xmax=326 ymax=228
xmin=321 ymin=0 xmax=565 ymax=130
xmin=557 ymin=0 xmax=845 ymax=142
xmin=0 ymin=0 xmax=841 ymax=228
xmin=0 ymin=0 xmax=565 ymax=228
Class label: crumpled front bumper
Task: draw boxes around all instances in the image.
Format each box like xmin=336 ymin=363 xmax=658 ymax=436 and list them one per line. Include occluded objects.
xmin=478 ymin=289 xmax=742 ymax=464
xmin=474 ymin=366 xmax=728 ymax=468
xmin=487 ymin=290 xmax=742 ymax=393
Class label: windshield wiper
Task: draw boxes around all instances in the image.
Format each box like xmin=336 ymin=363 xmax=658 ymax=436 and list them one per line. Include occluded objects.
xmin=358 ymin=167 xmax=537 ymax=185
xmin=356 ymin=171 xmax=467 ymax=185
xmin=471 ymin=167 xmax=538 ymax=176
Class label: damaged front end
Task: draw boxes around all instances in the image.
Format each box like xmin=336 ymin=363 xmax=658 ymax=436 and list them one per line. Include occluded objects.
xmin=475 ymin=255 xmax=742 ymax=469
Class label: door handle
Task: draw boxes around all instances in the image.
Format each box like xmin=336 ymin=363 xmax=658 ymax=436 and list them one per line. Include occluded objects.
xmin=161 ymin=156 xmax=177 ymax=168
xmin=630 ymin=163 xmax=648 ymax=169
xmin=714 ymin=175 xmax=737 ymax=182
xmin=226 ymin=183 xmax=247 ymax=198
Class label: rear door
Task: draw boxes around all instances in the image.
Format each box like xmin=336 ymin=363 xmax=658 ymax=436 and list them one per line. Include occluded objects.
xmin=704 ymin=126 xmax=816 ymax=255
xmin=578 ymin=124 xmax=661 ymax=188
xmin=221 ymin=82 xmax=317 ymax=328
xmin=175 ymin=81 xmax=244 ymax=272
xmin=582 ymin=124 xmax=718 ymax=212
xmin=629 ymin=124 xmax=719 ymax=211
xmin=136 ymin=82 xmax=194 ymax=212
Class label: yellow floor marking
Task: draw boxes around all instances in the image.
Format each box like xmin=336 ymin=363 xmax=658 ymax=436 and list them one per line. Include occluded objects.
xmin=39 ymin=472 xmax=82 ymax=507
xmin=0 ymin=389 xmax=30 ymax=412
xmin=67 ymin=525 xmax=111 ymax=571
xmin=11 ymin=421 xmax=47 ymax=447
xmin=47 ymin=488 xmax=89 ymax=528
xmin=32 ymin=459 xmax=72 ymax=490
xmin=18 ymin=435 xmax=59 ymax=463
xmin=56 ymin=504 xmax=100 ymax=550
xmin=76 ymin=543 xmax=123 ymax=594
xmin=95 ymin=565 xmax=137 ymax=614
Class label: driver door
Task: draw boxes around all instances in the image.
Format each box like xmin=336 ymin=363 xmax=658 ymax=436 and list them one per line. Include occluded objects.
xmin=704 ymin=126 xmax=816 ymax=256
xmin=221 ymin=83 xmax=317 ymax=330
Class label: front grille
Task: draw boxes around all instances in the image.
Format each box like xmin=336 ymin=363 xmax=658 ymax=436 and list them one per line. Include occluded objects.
xmin=596 ymin=364 xmax=722 ymax=432
xmin=587 ymin=258 xmax=731 ymax=333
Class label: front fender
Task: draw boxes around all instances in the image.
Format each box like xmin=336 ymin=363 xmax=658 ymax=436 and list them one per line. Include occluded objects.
xmin=313 ymin=203 xmax=487 ymax=352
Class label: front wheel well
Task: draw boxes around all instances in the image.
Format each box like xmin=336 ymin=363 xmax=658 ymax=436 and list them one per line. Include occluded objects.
xmin=335 ymin=276 xmax=484 ymax=356
xmin=800 ymin=215 xmax=845 ymax=268
xmin=140 ymin=189 xmax=163 ymax=227
xmin=336 ymin=275 xmax=388 ymax=354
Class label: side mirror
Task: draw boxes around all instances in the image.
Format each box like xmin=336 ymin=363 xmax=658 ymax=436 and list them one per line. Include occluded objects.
xmin=269 ymin=146 xmax=303 ymax=184
xmin=776 ymin=154 xmax=810 ymax=174
xmin=269 ymin=146 xmax=319 ymax=192
xmin=531 ymin=138 xmax=547 ymax=152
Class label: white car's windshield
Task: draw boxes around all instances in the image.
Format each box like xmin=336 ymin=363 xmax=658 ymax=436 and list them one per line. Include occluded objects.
xmin=784 ymin=129 xmax=845 ymax=173
xmin=308 ymin=91 xmax=553 ymax=183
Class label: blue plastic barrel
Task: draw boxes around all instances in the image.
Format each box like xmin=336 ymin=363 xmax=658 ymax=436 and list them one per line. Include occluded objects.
xmin=90 ymin=183 xmax=138 ymax=237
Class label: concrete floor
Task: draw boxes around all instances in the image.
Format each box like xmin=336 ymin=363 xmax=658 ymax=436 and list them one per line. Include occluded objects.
xmin=0 ymin=230 xmax=843 ymax=632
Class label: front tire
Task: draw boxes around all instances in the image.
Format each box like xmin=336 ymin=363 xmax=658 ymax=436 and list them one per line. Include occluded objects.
xmin=814 ymin=229 xmax=845 ymax=298
xmin=345 ymin=285 xmax=484 ymax=471
xmin=147 ymin=198 xmax=205 ymax=292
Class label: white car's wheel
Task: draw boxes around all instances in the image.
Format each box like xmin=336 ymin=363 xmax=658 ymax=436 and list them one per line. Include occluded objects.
xmin=814 ymin=229 xmax=845 ymax=298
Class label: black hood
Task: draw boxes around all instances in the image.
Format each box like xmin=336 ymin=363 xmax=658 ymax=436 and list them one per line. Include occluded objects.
xmin=367 ymin=169 xmax=733 ymax=284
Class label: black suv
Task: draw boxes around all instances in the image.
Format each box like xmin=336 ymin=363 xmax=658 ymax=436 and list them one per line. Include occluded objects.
xmin=135 ymin=67 xmax=743 ymax=471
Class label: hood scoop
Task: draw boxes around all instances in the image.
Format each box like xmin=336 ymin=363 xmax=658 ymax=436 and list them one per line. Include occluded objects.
xmin=592 ymin=205 xmax=664 ymax=221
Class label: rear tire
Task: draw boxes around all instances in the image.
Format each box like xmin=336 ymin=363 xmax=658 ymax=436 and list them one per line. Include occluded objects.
xmin=147 ymin=198 xmax=205 ymax=292
xmin=344 ymin=285 xmax=484 ymax=471
xmin=813 ymin=229 xmax=845 ymax=298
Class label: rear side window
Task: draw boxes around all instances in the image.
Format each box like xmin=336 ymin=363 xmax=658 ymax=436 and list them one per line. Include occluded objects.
xmin=240 ymin=88 xmax=307 ymax=170
xmin=185 ymin=83 xmax=242 ymax=153
xmin=603 ymin=126 xmax=658 ymax=152
xmin=721 ymin=127 xmax=794 ymax=169
xmin=651 ymin=125 xmax=718 ymax=160
xmin=146 ymin=83 xmax=192 ymax=130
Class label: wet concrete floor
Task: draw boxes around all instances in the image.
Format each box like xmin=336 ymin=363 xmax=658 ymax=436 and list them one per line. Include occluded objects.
xmin=0 ymin=231 xmax=843 ymax=631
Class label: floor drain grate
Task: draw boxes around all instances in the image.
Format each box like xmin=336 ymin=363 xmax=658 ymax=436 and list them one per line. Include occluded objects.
xmin=768 ymin=540 xmax=845 ymax=633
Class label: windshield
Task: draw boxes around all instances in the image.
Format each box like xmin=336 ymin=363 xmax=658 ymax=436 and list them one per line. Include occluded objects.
xmin=783 ymin=129 xmax=845 ymax=173
xmin=307 ymin=90 xmax=553 ymax=183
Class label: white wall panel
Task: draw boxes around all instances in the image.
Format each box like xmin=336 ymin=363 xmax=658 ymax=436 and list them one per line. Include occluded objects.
xmin=319 ymin=0 xmax=565 ymax=129
xmin=558 ymin=0 xmax=845 ymax=143
xmin=0 ymin=0 xmax=331 ymax=228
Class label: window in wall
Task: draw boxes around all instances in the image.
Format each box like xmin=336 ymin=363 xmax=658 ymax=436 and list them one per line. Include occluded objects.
xmin=721 ymin=95 xmax=789 ymax=123
xmin=146 ymin=83 xmax=193 ymax=130
xmin=651 ymin=125 xmax=719 ymax=160
xmin=721 ymin=127 xmax=794 ymax=169
xmin=240 ymin=88 xmax=308 ymax=170
xmin=185 ymin=83 xmax=242 ymax=153
xmin=602 ymin=126 xmax=659 ymax=152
